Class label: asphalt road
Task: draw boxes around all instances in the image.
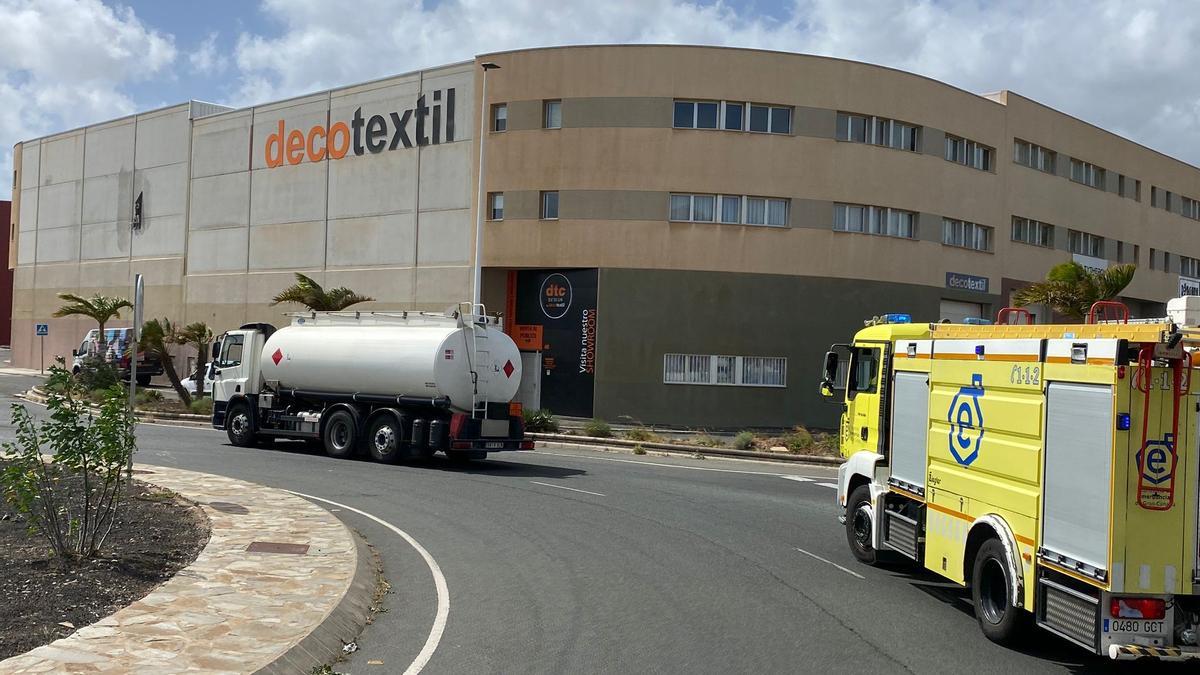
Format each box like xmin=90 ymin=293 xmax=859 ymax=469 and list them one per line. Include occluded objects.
xmin=0 ymin=371 xmax=1162 ymax=674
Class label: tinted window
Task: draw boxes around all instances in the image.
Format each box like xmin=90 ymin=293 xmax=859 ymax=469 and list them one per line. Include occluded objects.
xmin=673 ymin=101 xmax=694 ymax=128
xmin=696 ymin=102 xmax=718 ymax=129
xmin=724 ymin=103 xmax=743 ymax=130
xmin=749 ymin=105 xmax=769 ymax=132
xmin=770 ymin=107 xmax=791 ymax=134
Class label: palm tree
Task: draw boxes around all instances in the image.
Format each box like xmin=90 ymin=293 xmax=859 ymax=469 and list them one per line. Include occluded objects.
xmin=174 ymin=322 xmax=213 ymax=398
xmin=137 ymin=318 xmax=192 ymax=407
xmin=52 ymin=293 xmax=133 ymax=358
xmin=1012 ymin=261 xmax=1137 ymax=322
xmin=270 ymin=272 xmax=375 ymax=311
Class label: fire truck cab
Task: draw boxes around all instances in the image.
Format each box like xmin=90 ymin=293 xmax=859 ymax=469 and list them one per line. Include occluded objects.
xmin=820 ymin=306 xmax=1200 ymax=660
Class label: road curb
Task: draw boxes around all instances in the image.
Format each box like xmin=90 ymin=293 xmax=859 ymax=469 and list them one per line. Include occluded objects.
xmin=0 ymin=465 xmax=374 ymax=674
xmin=528 ymin=432 xmax=842 ymax=465
xmin=21 ymin=387 xmax=212 ymax=428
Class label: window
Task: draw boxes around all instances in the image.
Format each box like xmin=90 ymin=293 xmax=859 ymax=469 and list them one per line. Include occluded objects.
xmin=1118 ymin=174 xmax=1141 ymax=201
xmin=1182 ymin=196 xmax=1200 ymax=221
xmin=671 ymin=193 xmax=788 ymax=226
xmin=942 ymin=218 xmax=992 ymax=252
xmin=543 ymin=100 xmax=562 ymax=129
xmin=540 ymin=191 xmax=558 ymax=219
xmin=719 ymin=195 xmax=741 ymax=223
xmin=848 ymin=347 xmax=880 ymax=394
xmin=747 ymin=104 xmax=791 ymax=134
xmin=1182 ymin=256 xmax=1200 ymax=278
xmin=491 ymin=104 xmax=507 ymax=132
xmin=219 ymin=335 xmax=244 ymax=368
xmin=723 ymin=103 xmax=743 ymax=131
xmin=836 ymin=113 xmax=920 ymax=151
xmin=1013 ymin=139 xmax=1056 ymax=174
xmin=488 ymin=192 xmax=504 ymax=220
xmin=673 ymin=100 xmax=718 ymax=129
xmin=1011 ymin=216 xmax=1054 ymax=248
xmin=1150 ymin=247 xmax=1157 ymax=270
xmin=664 ymin=353 xmax=786 ymax=387
xmin=1069 ymin=158 xmax=1105 ymax=189
xmin=833 ymin=203 xmax=916 ymax=239
xmin=1068 ymin=229 xmax=1104 ymax=258
xmin=944 ymin=134 xmax=993 ymax=171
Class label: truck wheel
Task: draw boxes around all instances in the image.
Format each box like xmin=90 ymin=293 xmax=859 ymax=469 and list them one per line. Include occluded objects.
xmin=845 ymin=484 xmax=877 ymax=565
xmin=226 ymin=403 xmax=256 ymax=447
xmin=136 ymin=373 xmax=152 ymax=386
xmin=367 ymin=416 xmax=404 ymax=463
xmin=322 ymin=410 xmax=358 ymax=460
xmin=972 ymin=538 xmax=1026 ymax=644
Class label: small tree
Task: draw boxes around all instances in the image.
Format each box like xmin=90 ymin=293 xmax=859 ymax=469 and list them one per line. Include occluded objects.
xmin=52 ymin=293 xmax=133 ymax=358
xmin=1 ymin=362 xmax=136 ymax=559
xmin=174 ymin=322 xmax=213 ymax=398
xmin=1012 ymin=261 xmax=1136 ymax=321
xmin=138 ymin=318 xmax=192 ymax=407
xmin=271 ymin=272 xmax=374 ymax=311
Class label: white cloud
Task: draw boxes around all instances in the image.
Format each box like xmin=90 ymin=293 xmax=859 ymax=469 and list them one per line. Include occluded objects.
xmin=226 ymin=0 xmax=1200 ymax=167
xmin=0 ymin=0 xmax=175 ymax=197
xmin=190 ymin=32 xmax=228 ymax=75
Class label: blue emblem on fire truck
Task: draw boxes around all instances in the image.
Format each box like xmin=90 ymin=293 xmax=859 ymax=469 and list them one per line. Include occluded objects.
xmin=948 ymin=373 xmax=985 ymax=466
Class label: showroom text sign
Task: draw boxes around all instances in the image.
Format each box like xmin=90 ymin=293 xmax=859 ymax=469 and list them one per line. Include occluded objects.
xmin=265 ymin=89 xmax=455 ymax=168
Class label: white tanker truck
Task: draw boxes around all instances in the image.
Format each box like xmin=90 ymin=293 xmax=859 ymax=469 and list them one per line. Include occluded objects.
xmin=209 ymin=306 xmax=532 ymax=461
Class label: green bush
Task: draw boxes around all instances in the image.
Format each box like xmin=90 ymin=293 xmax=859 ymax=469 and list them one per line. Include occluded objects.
xmin=785 ymin=426 xmax=814 ymax=453
xmin=75 ymin=355 xmax=119 ymax=391
xmin=733 ymin=431 xmax=756 ymax=450
xmin=522 ymin=408 xmax=560 ymax=433
xmin=135 ymin=388 xmax=164 ymax=406
xmin=583 ymin=418 xmax=613 ymax=438
xmin=625 ymin=426 xmax=660 ymax=442
xmin=188 ymin=398 xmax=214 ymax=415
xmin=632 ymin=445 xmax=647 ymax=455
xmin=691 ymin=434 xmax=723 ymax=447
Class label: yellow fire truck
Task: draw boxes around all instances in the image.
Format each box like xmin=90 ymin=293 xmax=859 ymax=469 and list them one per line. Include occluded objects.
xmin=820 ymin=304 xmax=1200 ymax=660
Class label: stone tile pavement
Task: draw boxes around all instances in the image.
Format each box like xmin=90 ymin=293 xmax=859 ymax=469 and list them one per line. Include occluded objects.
xmin=0 ymin=465 xmax=372 ymax=674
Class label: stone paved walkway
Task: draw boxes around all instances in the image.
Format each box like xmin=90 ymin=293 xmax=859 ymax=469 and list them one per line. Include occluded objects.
xmin=0 ymin=465 xmax=366 ymax=674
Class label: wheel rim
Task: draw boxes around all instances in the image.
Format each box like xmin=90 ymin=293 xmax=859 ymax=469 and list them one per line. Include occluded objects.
xmin=231 ymin=413 xmax=249 ymax=438
xmin=374 ymin=425 xmax=396 ymax=453
xmin=979 ymin=557 xmax=1009 ymax=624
xmin=331 ymin=420 xmax=352 ymax=451
xmin=851 ymin=503 xmax=872 ymax=551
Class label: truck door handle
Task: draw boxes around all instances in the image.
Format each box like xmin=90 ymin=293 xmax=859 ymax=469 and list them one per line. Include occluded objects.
xmin=860 ymin=426 xmax=869 ymax=441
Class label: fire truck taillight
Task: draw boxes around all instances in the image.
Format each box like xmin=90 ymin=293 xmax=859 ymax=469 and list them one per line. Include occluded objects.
xmin=1111 ymin=597 xmax=1166 ymax=620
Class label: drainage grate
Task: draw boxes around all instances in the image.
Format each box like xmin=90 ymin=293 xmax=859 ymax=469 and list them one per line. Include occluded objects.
xmin=208 ymin=502 xmax=250 ymax=514
xmin=247 ymin=541 xmax=310 ymax=555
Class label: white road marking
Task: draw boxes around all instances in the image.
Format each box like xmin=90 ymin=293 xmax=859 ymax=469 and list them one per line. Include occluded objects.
xmin=529 ymin=481 xmax=606 ymax=497
xmin=817 ymin=482 xmax=839 ymax=490
xmin=534 ymin=450 xmax=835 ymax=481
xmin=794 ymin=547 xmax=866 ymax=579
xmin=779 ymin=476 xmax=813 ymax=483
xmin=289 ymin=491 xmax=449 ymax=675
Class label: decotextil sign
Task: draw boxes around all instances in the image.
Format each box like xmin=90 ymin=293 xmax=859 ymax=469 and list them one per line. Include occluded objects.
xmin=945 ymin=272 xmax=989 ymax=294
xmin=264 ymin=89 xmax=456 ymax=168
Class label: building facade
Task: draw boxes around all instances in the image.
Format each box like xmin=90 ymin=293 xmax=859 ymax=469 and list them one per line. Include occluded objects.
xmin=11 ymin=45 xmax=1200 ymax=428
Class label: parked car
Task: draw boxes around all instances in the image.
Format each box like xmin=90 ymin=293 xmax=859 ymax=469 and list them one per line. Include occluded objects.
xmin=71 ymin=327 xmax=162 ymax=386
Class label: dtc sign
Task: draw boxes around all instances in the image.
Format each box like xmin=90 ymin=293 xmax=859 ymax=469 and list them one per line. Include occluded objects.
xmin=264 ymin=89 xmax=456 ymax=168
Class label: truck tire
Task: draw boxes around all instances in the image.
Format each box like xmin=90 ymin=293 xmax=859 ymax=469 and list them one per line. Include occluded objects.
xmin=226 ymin=403 xmax=256 ymax=447
xmin=367 ymin=415 xmax=404 ymax=463
xmin=322 ymin=409 xmax=358 ymax=460
xmin=137 ymin=373 xmax=152 ymax=386
xmin=845 ymin=484 xmax=877 ymax=565
xmin=971 ymin=538 xmax=1026 ymax=644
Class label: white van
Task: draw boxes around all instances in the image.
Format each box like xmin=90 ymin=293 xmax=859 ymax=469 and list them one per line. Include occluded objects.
xmin=71 ymin=327 xmax=162 ymax=386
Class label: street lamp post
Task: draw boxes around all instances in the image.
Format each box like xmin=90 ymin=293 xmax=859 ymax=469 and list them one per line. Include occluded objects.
xmin=472 ymin=61 xmax=500 ymax=312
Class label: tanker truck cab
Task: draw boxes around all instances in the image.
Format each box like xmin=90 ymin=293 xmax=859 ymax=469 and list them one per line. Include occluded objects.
xmin=211 ymin=307 xmax=533 ymax=463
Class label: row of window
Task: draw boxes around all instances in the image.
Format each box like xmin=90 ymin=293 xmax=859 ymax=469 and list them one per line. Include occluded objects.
xmin=832 ymin=204 xmax=916 ymax=239
xmin=944 ymin=135 xmax=994 ymax=171
xmin=1159 ymin=188 xmax=1200 ymax=221
xmin=1014 ymin=139 xmax=1056 ymax=173
xmin=1012 ymin=215 xmax=1145 ymax=264
xmin=1016 ymin=140 xmax=1141 ymax=204
xmin=672 ymin=100 xmax=792 ymax=134
xmin=1069 ymin=158 xmax=1105 ymax=189
xmin=669 ymin=193 xmax=790 ymax=227
xmin=942 ymin=218 xmax=993 ymax=252
xmin=663 ymin=353 xmax=787 ymax=387
xmin=491 ymin=100 xmax=563 ymax=132
xmin=836 ymin=112 xmax=920 ymax=151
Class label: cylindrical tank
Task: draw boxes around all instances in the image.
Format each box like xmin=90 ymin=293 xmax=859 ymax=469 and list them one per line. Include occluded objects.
xmin=259 ymin=322 xmax=522 ymax=412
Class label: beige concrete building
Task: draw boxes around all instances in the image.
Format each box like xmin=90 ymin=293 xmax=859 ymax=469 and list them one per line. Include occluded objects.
xmin=11 ymin=45 xmax=1200 ymax=427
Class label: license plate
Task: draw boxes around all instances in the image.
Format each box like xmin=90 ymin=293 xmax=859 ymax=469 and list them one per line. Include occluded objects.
xmin=485 ymin=441 xmax=505 ymax=449
xmin=1105 ymin=618 xmax=1167 ymax=635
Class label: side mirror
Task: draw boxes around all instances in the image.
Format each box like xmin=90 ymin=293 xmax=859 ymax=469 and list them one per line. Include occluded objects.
xmin=71 ymin=349 xmax=78 ymax=357
xmin=210 ymin=341 xmax=220 ymax=359
xmin=820 ymin=350 xmax=841 ymax=397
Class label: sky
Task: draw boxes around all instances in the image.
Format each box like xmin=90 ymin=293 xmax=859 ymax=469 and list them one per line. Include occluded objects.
xmin=2 ymin=0 xmax=1198 ymax=199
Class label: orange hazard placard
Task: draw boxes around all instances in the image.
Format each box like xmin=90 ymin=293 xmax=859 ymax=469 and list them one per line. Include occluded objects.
xmin=512 ymin=324 xmax=543 ymax=351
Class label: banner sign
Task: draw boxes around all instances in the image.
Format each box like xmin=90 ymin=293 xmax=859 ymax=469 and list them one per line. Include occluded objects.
xmin=516 ymin=269 xmax=598 ymax=417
